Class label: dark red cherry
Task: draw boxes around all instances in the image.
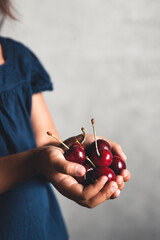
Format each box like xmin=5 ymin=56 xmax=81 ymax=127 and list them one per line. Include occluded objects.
xmin=89 ymin=139 xmax=111 ymax=154
xmin=71 ymin=142 xmax=85 ymax=151
xmin=64 ymin=143 xmax=85 ymax=164
xmin=76 ymin=163 xmax=94 ymax=185
xmin=90 ymin=149 xmax=113 ymax=167
xmin=93 ymin=167 xmax=116 ymax=182
xmin=110 ymin=155 xmax=126 ymax=175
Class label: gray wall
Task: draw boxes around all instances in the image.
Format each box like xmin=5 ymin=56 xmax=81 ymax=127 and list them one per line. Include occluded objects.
xmin=2 ymin=0 xmax=160 ymax=239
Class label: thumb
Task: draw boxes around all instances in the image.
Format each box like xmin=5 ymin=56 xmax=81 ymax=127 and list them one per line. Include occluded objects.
xmin=56 ymin=159 xmax=86 ymax=177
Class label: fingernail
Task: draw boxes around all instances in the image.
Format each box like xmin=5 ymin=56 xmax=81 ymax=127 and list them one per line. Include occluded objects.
xmin=123 ymin=170 xmax=128 ymax=178
xmin=76 ymin=166 xmax=85 ymax=176
xmin=111 ymin=183 xmax=118 ymax=193
xmin=117 ymin=176 xmax=123 ymax=185
xmin=102 ymin=176 xmax=108 ymax=184
xmin=116 ymin=189 xmax=121 ymax=197
xmin=122 ymin=152 xmax=127 ymax=160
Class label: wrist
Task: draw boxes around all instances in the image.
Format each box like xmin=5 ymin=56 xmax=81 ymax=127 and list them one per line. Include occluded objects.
xmin=31 ymin=147 xmax=44 ymax=175
xmin=32 ymin=146 xmax=51 ymax=176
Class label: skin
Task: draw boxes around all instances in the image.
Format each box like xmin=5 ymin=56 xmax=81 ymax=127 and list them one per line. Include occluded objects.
xmin=60 ymin=134 xmax=130 ymax=203
xmin=0 ymin=43 xmax=131 ymax=208
xmin=0 ymin=44 xmax=5 ymax=65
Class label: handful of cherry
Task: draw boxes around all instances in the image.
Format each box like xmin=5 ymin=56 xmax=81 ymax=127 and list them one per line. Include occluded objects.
xmin=47 ymin=119 xmax=126 ymax=186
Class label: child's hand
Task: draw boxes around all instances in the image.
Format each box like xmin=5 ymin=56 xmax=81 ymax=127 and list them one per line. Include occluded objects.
xmin=101 ymin=137 xmax=131 ymax=199
xmin=36 ymin=134 xmax=130 ymax=207
xmin=62 ymin=134 xmax=131 ymax=200
xmin=36 ymin=145 xmax=114 ymax=208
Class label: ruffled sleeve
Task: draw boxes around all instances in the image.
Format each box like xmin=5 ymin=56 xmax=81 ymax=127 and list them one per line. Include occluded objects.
xmin=29 ymin=50 xmax=53 ymax=94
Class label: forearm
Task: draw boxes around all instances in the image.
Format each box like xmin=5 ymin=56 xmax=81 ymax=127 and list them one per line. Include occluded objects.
xmin=0 ymin=148 xmax=39 ymax=194
xmin=31 ymin=93 xmax=61 ymax=147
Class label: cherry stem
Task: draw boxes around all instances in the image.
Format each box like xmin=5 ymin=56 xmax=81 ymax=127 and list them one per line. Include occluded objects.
xmin=75 ymin=139 xmax=83 ymax=148
xmin=91 ymin=118 xmax=100 ymax=157
xmin=81 ymin=127 xmax=86 ymax=144
xmin=85 ymin=156 xmax=96 ymax=168
xmin=47 ymin=131 xmax=69 ymax=150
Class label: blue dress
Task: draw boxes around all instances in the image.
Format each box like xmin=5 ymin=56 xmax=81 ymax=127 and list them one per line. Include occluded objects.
xmin=0 ymin=37 xmax=68 ymax=240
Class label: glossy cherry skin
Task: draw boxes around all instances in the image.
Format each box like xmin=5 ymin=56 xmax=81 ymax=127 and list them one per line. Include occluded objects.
xmin=93 ymin=167 xmax=116 ymax=182
xmin=71 ymin=142 xmax=85 ymax=151
xmin=90 ymin=149 xmax=113 ymax=167
xmin=89 ymin=139 xmax=111 ymax=154
xmin=64 ymin=144 xmax=85 ymax=164
xmin=76 ymin=163 xmax=94 ymax=186
xmin=110 ymin=155 xmax=126 ymax=175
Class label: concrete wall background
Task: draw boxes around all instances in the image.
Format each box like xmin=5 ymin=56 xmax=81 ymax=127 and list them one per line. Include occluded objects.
xmin=1 ymin=0 xmax=160 ymax=239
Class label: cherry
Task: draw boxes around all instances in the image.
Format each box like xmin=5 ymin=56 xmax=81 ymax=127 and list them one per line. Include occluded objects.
xmin=71 ymin=141 xmax=85 ymax=151
xmin=47 ymin=131 xmax=86 ymax=164
xmin=89 ymin=139 xmax=111 ymax=154
xmin=76 ymin=163 xmax=94 ymax=185
xmin=93 ymin=167 xmax=116 ymax=182
xmin=110 ymin=155 xmax=126 ymax=175
xmin=89 ymin=148 xmax=113 ymax=167
xmin=88 ymin=119 xmax=113 ymax=167
xmin=47 ymin=121 xmax=127 ymax=186
xmin=64 ymin=143 xmax=85 ymax=164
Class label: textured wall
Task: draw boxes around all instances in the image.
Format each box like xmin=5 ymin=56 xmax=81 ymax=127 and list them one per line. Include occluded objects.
xmin=1 ymin=0 xmax=160 ymax=239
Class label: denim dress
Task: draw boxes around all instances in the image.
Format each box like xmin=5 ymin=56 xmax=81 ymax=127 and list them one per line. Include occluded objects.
xmin=0 ymin=36 xmax=68 ymax=240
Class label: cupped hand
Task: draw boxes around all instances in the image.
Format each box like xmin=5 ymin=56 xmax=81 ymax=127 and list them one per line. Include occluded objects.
xmin=36 ymin=145 xmax=119 ymax=208
xmin=106 ymin=138 xmax=131 ymax=199
xmin=62 ymin=134 xmax=131 ymax=199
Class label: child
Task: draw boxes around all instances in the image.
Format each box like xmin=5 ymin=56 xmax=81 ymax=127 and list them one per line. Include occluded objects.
xmin=0 ymin=1 xmax=130 ymax=239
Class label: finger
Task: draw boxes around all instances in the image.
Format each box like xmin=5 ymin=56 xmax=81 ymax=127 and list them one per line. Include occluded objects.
xmin=116 ymin=175 xmax=125 ymax=190
xmin=111 ymin=143 xmax=127 ymax=161
xmin=120 ymin=169 xmax=131 ymax=182
xmin=110 ymin=189 xmax=121 ymax=199
xmin=111 ymin=171 xmax=130 ymax=200
xmin=110 ymin=176 xmax=124 ymax=200
xmin=54 ymin=158 xmax=86 ymax=177
xmin=52 ymin=174 xmax=107 ymax=201
xmin=84 ymin=181 xmax=118 ymax=208
xmin=51 ymin=173 xmax=84 ymax=200
xmin=49 ymin=145 xmax=86 ymax=177
xmin=80 ymin=176 xmax=108 ymax=200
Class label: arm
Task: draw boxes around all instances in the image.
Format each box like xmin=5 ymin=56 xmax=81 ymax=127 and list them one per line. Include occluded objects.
xmin=0 ymin=148 xmax=37 ymax=194
xmin=31 ymin=93 xmax=131 ymax=204
xmin=31 ymin=92 xmax=61 ymax=146
xmin=0 ymin=93 xmax=130 ymax=207
xmin=0 ymin=93 xmax=60 ymax=194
